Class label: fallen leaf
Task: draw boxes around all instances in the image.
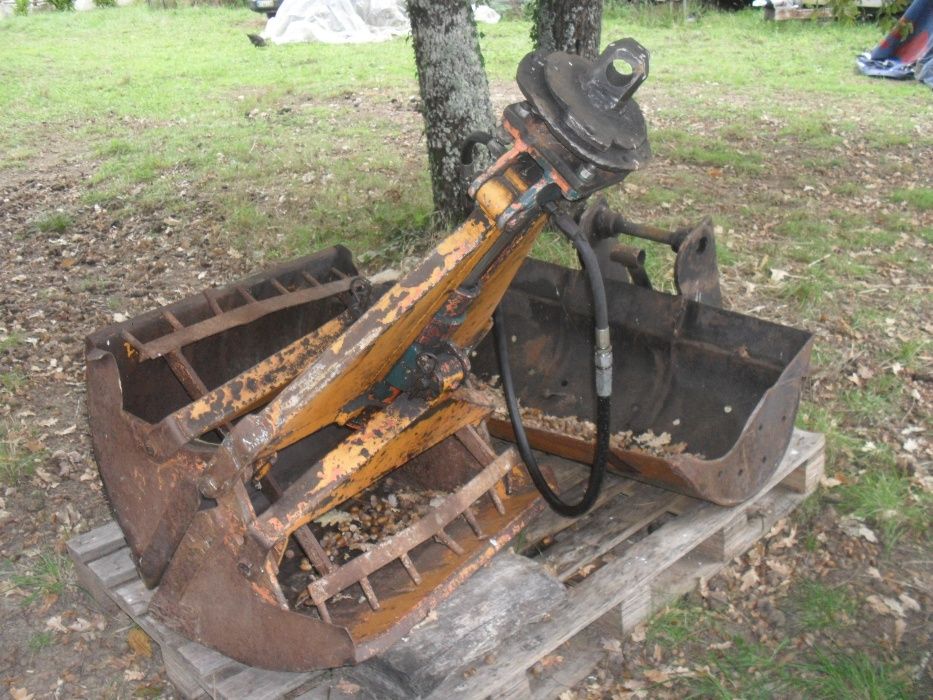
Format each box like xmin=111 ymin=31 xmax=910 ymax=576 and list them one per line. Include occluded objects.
xmin=601 ymin=637 xmax=622 ymax=653
xmin=767 ymin=559 xmax=793 ymax=577
xmin=630 ymin=624 xmax=646 ymax=643
xmin=894 ymin=618 xmax=906 ymax=646
xmin=56 ymin=424 xmax=76 ymax=436
xmin=335 ymin=679 xmax=361 ymax=695
xmin=644 ymin=668 xmax=670 ymax=684
xmin=898 ymin=593 xmax=920 ymax=613
xmin=34 ymin=468 xmax=58 ymax=485
xmin=45 ymin=615 xmax=68 ymax=633
xmin=127 ymin=627 xmax=152 ymax=657
xmin=839 ymin=516 xmax=878 ymax=543
xmin=771 ymin=525 xmax=797 ymax=551
xmin=770 ymin=268 xmax=790 ymax=282
xmin=68 ymin=617 xmax=93 ymax=633
xmin=37 ymin=593 xmax=58 ymax=613
xmin=123 ymin=669 xmax=145 ymax=682
xmin=740 ymin=568 xmax=759 ymax=592
xmin=539 ymin=654 xmax=564 ymax=669
xmin=314 ymin=509 xmax=352 ymax=526
xmin=865 ymin=594 xmax=894 ymax=617
xmin=10 ymin=688 xmax=34 ymax=700
xmin=709 ymin=641 xmax=733 ymax=651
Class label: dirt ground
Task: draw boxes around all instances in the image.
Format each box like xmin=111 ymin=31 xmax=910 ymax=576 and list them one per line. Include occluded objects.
xmin=1 ymin=89 xmax=931 ymax=699
xmin=0 ymin=155 xmax=257 ymax=698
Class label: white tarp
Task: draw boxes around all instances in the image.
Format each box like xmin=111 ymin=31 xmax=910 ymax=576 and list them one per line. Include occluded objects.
xmin=261 ymin=0 xmax=499 ymax=46
xmin=262 ymin=0 xmax=408 ymax=45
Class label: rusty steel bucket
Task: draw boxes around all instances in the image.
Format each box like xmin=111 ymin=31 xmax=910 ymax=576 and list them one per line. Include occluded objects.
xmin=472 ymin=256 xmax=813 ymax=506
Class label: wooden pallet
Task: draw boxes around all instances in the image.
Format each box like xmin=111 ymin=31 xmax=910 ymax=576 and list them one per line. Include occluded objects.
xmin=68 ymin=429 xmax=824 ymax=700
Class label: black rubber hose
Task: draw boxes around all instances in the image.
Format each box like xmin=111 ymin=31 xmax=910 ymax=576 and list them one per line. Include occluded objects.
xmin=459 ymin=131 xmax=494 ymax=165
xmin=493 ymin=211 xmax=612 ymax=517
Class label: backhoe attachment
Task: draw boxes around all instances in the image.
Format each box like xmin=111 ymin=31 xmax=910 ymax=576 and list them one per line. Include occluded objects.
xmin=85 ymin=39 xmax=810 ymax=671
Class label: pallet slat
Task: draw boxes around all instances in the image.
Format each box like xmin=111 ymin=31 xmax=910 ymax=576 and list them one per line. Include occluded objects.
xmin=540 ymin=483 xmax=693 ymax=581
xmin=381 ymin=552 xmax=566 ymax=697
xmin=429 ymin=431 xmax=824 ymax=698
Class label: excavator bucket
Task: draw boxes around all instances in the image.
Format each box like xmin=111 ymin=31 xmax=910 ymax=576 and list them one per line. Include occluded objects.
xmin=84 ymin=37 xmax=811 ymax=671
xmin=471 ymin=256 xmax=813 ymax=506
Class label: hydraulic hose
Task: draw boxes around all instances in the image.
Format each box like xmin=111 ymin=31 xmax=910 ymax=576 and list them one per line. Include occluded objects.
xmin=493 ymin=207 xmax=612 ymax=517
xmin=459 ymin=131 xmax=495 ymax=167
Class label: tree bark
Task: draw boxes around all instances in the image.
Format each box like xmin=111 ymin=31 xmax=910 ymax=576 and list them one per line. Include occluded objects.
xmin=533 ymin=0 xmax=603 ymax=60
xmin=408 ymin=0 xmax=494 ymax=226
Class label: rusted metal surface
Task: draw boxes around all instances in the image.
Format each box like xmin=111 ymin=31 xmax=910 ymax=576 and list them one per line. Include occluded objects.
xmin=672 ymin=218 xmax=722 ymax=306
xmin=580 ymin=196 xmax=722 ymax=305
xmin=86 ymin=248 xmax=358 ymax=586
xmin=304 ymin=444 xmax=524 ymax=617
xmin=472 ymin=257 xmax=812 ymax=506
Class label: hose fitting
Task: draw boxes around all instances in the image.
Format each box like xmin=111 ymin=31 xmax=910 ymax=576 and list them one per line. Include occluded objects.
xmin=594 ymin=326 xmax=613 ymax=399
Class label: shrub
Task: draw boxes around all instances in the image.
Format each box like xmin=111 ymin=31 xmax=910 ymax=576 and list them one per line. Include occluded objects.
xmin=48 ymin=0 xmax=75 ymax=10
xmin=13 ymin=0 xmax=29 ymax=15
xmin=94 ymin=0 xmax=118 ymax=7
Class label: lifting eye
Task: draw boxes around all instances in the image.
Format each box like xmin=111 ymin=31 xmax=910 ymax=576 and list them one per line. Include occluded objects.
xmin=607 ymin=59 xmax=635 ymax=87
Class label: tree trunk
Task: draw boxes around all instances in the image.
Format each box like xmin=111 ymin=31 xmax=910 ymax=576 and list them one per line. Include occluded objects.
xmin=408 ymin=0 xmax=494 ymax=226
xmin=533 ymin=0 xmax=603 ymax=60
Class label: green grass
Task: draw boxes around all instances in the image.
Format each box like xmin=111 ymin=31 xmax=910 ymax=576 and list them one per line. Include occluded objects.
xmin=798 ymin=401 xmax=860 ymax=472
xmin=9 ymin=552 xmax=73 ymax=606
xmin=0 ymin=6 xmax=928 ymax=265
xmin=0 ymin=429 xmax=43 ymax=485
xmin=683 ymin=637 xmax=790 ymax=700
xmin=839 ymin=466 xmax=932 ymax=546
xmin=34 ymin=211 xmax=73 ymax=234
xmin=0 ymin=370 xmax=27 ymax=394
xmin=887 ymin=338 xmax=930 ymax=371
xmin=647 ymin=599 xmax=712 ymax=648
xmin=0 ymin=332 xmax=24 ymax=352
xmin=791 ymin=649 xmax=911 ymax=699
xmin=891 ymin=187 xmax=933 ymax=211
xmin=662 ymin=137 xmax=764 ymax=174
xmin=790 ymin=579 xmax=857 ymax=631
xmin=840 ymin=373 xmax=905 ymax=424
xmin=28 ymin=630 xmax=55 ymax=652
xmin=680 ymin=638 xmax=909 ymax=700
